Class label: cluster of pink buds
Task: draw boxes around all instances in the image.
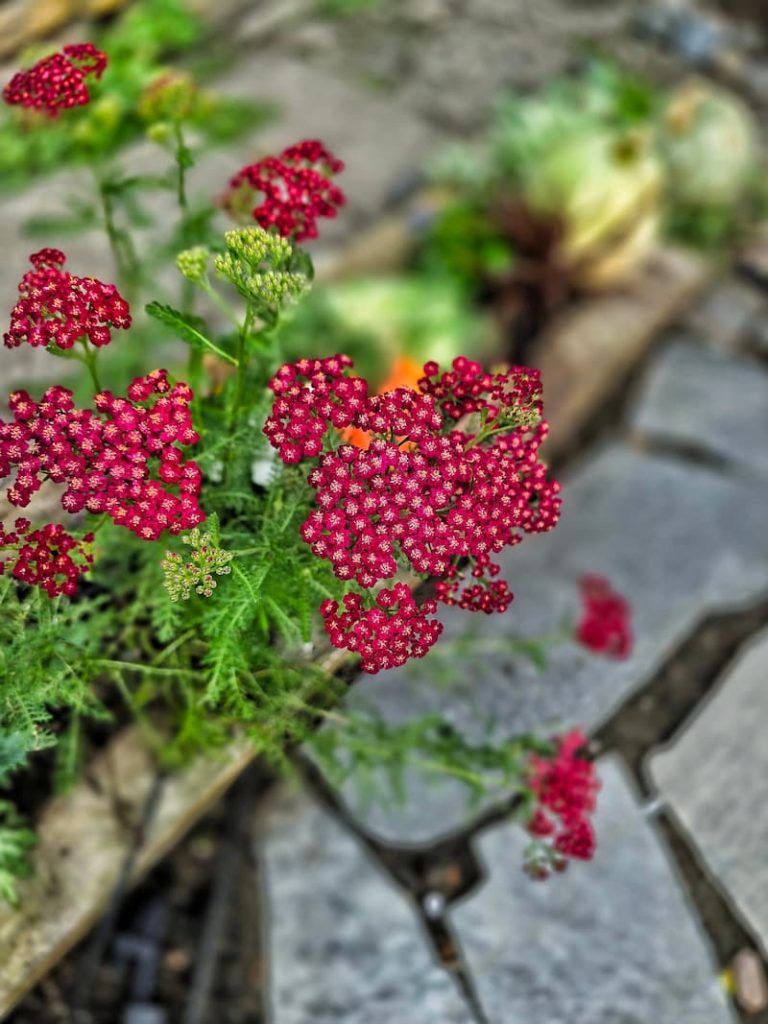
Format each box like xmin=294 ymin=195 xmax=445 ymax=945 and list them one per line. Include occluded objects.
xmin=4 ymin=249 xmax=131 ymax=351
xmin=0 ymin=369 xmax=203 ymax=542
xmin=2 ymin=43 xmax=107 ymax=117
xmin=576 ymin=574 xmax=633 ymax=658
xmin=321 ymin=585 xmax=442 ymax=673
xmin=226 ymin=139 xmax=346 ymax=242
xmin=265 ymin=353 xmax=561 ymax=672
xmin=523 ymin=729 xmax=599 ymax=879
xmin=0 ymin=517 xmax=94 ymax=597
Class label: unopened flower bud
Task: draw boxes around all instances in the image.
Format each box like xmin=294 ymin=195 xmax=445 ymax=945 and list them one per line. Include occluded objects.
xmin=176 ymin=246 xmax=209 ymax=284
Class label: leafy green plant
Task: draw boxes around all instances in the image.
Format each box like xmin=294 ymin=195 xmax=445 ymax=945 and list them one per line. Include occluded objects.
xmin=423 ymin=60 xmax=765 ymax=298
xmin=0 ymin=36 xmax=631 ymax=905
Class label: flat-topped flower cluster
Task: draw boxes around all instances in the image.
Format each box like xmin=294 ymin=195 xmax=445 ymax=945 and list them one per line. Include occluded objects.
xmin=2 ymin=43 xmax=107 ymax=117
xmin=265 ymin=353 xmax=561 ymax=672
xmin=524 ymin=729 xmax=599 ymax=878
xmin=0 ymin=518 xmax=94 ymax=597
xmin=226 ymin=139 xmax=345 ymax=242
xmin=4 ymin=248 xmax=131 ymax=351
xmin=1 ymin=370 xmax=203 ymax=540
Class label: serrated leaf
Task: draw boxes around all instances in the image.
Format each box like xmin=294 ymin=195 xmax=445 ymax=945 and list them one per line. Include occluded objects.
xmin=0 ymin=733 xmax=28 ymax=788
xmin=145 ymin=301 xmax=238 ymax=365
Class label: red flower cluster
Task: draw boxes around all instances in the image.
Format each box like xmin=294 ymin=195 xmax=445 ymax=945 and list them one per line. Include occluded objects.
xmin=3 ymin=43 xmax=107 ymax=117
xmin=4 ymin=249 xmax=131 ymax=351
xmin=0 ymin=517 xmax=94 ymax=597
xmin=0 ymin=369 xmax=203 ymax=541
xmin=576 ymin=574 xmax=633 ymax=658
xmin=265 ymin=354 xmax=561 ymax=671
xmin=264 ymin=355 xmax=367 ymax=463
xmin=321 ymin=585 xmax=443 ymax=673
xmin=226 ymin=139 xmax=345 ymax=242
xmin=525 ymin=729 xmax=599 ymax=878
xmin=419 ymin=354 xmax=544 ymax=425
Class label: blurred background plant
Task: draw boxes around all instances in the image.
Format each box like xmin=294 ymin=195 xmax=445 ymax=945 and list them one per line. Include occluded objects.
xmin=417 ymin=59 xmax=765 ymax=357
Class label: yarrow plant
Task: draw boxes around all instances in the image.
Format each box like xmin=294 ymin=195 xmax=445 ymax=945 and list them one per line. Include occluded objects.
xmin=0 ymin=36 xmax=632 ymax=906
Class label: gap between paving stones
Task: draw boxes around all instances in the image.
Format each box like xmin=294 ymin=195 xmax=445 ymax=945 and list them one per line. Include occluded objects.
xmin=597 ymin=598 xmax=768 ymax=1021
xmin=264 ymin=748 xmax=735 ymax=1024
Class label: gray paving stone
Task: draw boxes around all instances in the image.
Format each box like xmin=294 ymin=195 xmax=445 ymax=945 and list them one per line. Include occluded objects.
xmin=297 ymin=0 xmax=640 ymax=133
xmin=685 ymin=278 xmax=766 ymax=352
xmin=649 ymin=629 xmax=768 ymax=952
xmin=454 ymin=756 xmax=735 ymax=1024
xmin=259 ymin=760 xmax=734 ymax=1024
xmin=319 ymin=445 xmax=768 ymax=842
xmin=630 ymin=339 xmax=768 ymax=477
xmin=257 ymin=785 xmax=470 ymax=1024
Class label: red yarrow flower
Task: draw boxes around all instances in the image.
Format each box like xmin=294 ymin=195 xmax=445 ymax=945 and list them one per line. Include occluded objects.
xmin=320 ymin=585 xmax=442 ymax=674
xmin=225 ymin=139 xmax=345 ymax=242
xmin=0 ymin=369 xmax=203 ymax=543
xmin=576 ymin=574 xmax=633 ymax=658
xmin=4 ymin=249 xmax=131 ymax=351
xmin=524 ymin=729 xmax=599 ymax=877
xmin=3 ymin=43 xmax=107 ymax=117
xmin=265 ymin=353 xmax=561 ymax=672
xmin=0 ymin=517 xmax=94 ymax=597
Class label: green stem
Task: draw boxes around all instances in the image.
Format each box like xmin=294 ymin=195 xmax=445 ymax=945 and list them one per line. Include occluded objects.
xmin=88 ymin=513 xmax=110 ymax=536
xmin=79 ymin=339 xmax=103 ymax=393
xmin=93 ymin=167 xmax=140 ymax=298
xmin=227 ymin=302 xmax=255 ymax=455
xmin=109 ymin=673 xmax=166 ymax=751
xmin=296 ymin=703 xmax=511 ymax=789
xmin=94 ymin=658 xmax=201 ymax=678
xmin=200 ymin=281 xmax=241 ymax=329
xmin=172 ymin=122 xmax=189 ymax=214
xmin=172 ymin=122 xmax=197 ymax=320
xmin=151 ymin=627 xmax=197 ymax=667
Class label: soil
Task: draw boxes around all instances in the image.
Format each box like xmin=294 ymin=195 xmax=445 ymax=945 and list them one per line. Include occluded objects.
xmin=9 ymin=770 xmax=272 ymax=1024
